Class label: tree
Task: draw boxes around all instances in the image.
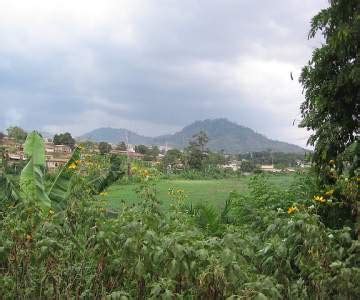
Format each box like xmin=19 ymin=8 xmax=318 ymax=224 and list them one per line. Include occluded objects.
xmin=99 ymin=142 xmax=112 ymax=155
xmin=7 ymin=126 xmax=27 ymax=142
xmin=135 ymin=145 xmax=149 ymax=155
xmin=185 ymin=131 xmax=210 ymax=170
xmin=192 ymin=131 xmax=209 ymax=152
xmin=299 ymin=0 xmax=359 ymax=184
xmin=53 ymin=132 xmax=76 ymax=149
xmin=161 ymin=149 xmax=183 ymax=171
xmin=116 ymin=141 xmax=127 ymax=151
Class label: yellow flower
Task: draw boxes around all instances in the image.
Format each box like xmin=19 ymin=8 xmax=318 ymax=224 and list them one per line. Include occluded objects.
xmin=142 ymin=169 xmax=149 ymax=177
xmin=49 ymin=209 xmax=55 ymax=215
xmin=68 ymin=163 xmax=77 ymax=170
xmin=313 ymin=195 xmax=326 ymax=203
xmin=26 ymin=234 xmax=32 ymax=241
xmin=99 ymin=192 xmax=108 ymax=196
xmin=287 ymin=206 xmax=299 ymax=214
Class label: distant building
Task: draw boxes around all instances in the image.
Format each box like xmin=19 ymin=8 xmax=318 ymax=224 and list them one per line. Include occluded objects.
xmin=8 ymin=152 xmax=27 ymax=161
xmin=159 ymin=145 xmax=172 ymax=153
xmin=260 ymin=165 xmax=282 ymax=173
xmin=221 ymin=160 xmax=241 ymax=171
xmin=45 ymin=143 xmax=72 ymax=153
xmin=54 ymin=144 xmax=72 ymax=153
xmin=46 ymin=158 xmax=69 ymax=171
xmin=109 ymin=149 xmax=144 ymax=159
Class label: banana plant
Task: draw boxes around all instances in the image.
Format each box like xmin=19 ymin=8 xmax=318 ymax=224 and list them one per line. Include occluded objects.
xmin=20 ymin=132 xmax=52 ymax=209
xmin=47 ymin=147 xmax=80 ymax=210
xmin=3 ymin=132 xmax=80 ymax=211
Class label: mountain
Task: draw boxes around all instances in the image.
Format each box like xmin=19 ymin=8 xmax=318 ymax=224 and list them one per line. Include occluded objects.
xmin=79 ymin=127 xmax=152 ymax=145
xmin=80 ymin=119 xmax=306 ymax=154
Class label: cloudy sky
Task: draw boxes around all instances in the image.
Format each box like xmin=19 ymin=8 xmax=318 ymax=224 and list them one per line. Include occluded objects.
xmin=0 ymin=0 xmax=328 ymax=147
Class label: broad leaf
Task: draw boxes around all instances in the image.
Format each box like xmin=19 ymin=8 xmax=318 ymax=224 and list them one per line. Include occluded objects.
xmin=20 ymin=132 xmax=51 ymax=209
xmin=48 ymin=147 xmax=81 ymax=209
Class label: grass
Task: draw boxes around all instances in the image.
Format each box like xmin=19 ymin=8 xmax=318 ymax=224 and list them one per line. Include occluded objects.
xmin=103 ymin=174 xmax=296 ymax=210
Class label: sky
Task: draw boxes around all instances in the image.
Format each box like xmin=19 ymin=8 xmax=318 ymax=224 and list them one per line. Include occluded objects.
xmin=0 ymin=0 xmax=329 ymax=147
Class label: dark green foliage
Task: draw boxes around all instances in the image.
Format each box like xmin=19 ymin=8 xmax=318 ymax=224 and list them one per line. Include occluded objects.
xmin=1 ymin=171 xmax=359 ymax=298
xmin=240 ymin=160 xmax=256 ymax=172
xmin=116 ymin=141 xmax=127 ymax=151
xmin=134 ymin=145 xmax=159 ymax=161
xmin=299 ymin=0 xmax=360 ymax=183
xmin=299 ymin=0 xmax=360 ymax=237
xmin=88 ymin=154 xmax=127 ymax=194
xmin=161 ymin=149 xmax=183 ymax=172
xmin=0 ymin=132 xmax=81 ymax=211
xmin=47 ymin=148 xmax=81 ymax=210
xmin=6 ymin=126 xmax=27 ymax=143
xmin=135 ymin=144 xmax=148 ymax=154
xmin=99 ymin=141 xmax=112 ymax=154
xmin=53 ymin=132 xmax=76 ymax=149
xmin=238 ymin=150 xmax=310 ymax=167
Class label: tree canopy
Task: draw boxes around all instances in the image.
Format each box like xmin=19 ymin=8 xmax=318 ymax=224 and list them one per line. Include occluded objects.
xmin=116 ymin=141 xmax=127 ymax=151
xmin=99 ymin=142 xmax=112 ymax=155
xmin=6 ymin=126 xmax=27 ymax=143
xmin=53 ymin=132 xmax=76 ymax=149
xmin=299 ymin=0 xmax=359 ymax=183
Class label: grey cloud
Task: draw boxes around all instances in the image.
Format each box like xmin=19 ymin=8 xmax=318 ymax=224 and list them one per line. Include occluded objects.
xmin=0 ymin=0 xmax=328 ymax=146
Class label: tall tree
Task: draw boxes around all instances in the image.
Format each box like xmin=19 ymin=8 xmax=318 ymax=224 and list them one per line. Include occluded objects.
xmin=135 ymin=145 xmax=149 ymax=154
xmin=99 ymin=142 xmax=112 ymax=155
xmin=53 ymin=132 xmax=76 ymax=149
xmin=116 ymin=141 xmax=127 ymax=151
xmin=299 ymin=0 xmax=359 ymax=183
xmin=6 ymin=126 xmax=27 ymax=143
xmin=192 ymin=131 xmax=209 ymax=152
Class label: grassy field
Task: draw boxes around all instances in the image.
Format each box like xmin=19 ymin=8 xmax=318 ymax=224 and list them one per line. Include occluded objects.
xmin=103 ymin=174 xmax=296 ymax=210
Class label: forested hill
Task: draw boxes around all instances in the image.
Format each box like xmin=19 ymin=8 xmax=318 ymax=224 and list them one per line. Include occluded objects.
xmin=81 ymin=118 xmax=306 ymax=154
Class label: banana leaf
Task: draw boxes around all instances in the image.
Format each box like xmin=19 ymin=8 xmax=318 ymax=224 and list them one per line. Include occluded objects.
xmin=3 ymin=175 xmax=21 ymax=203
xmin=20 ymin=132 xmax=51 ymax=209
xmin=47 ymin=147 xmax=81 ymax=209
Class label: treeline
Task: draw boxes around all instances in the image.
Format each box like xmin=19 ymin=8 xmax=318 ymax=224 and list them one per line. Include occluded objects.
xmin=237 ymin=151 xmax=311 ymax=169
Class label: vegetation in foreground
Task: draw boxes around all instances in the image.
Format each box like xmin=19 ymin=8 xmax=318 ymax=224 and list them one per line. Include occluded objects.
xmin=0 ymin=131 xmax=359 ymax=299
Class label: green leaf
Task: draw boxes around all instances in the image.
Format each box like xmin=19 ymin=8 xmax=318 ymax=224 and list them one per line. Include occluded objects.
xmin=23 ymin=131 xmax=45 ymax=166
xmin=20 ymin=132 xmax=51 ymax=209
xmin=47 ymin=147 xmax=81 ymax=209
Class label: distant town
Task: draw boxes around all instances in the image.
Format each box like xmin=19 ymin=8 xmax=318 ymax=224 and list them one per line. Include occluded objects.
xmin=0 ymin=127 xmax=311 ymax=174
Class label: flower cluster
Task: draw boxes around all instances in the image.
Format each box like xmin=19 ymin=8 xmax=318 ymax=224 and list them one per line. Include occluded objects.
xmin=68 ymin=163 xmax=77 ymax=170
xmin=313 ymin=195 xmax=326 ymax=203
xmin=68 ymin=159 xmax=81 ymax=170
xmin=287 ymin=206 xmax=299 ymax=214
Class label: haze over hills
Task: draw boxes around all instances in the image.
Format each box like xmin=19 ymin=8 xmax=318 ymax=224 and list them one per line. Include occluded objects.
xmin=80 ymin=118 xmax=306 ymax=154
xmin=80 ymin=128 xmax=153 ymax=145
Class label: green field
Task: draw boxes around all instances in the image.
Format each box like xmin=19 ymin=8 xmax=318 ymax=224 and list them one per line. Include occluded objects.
xmin=103 ymin=174 xmax=295 ymax=210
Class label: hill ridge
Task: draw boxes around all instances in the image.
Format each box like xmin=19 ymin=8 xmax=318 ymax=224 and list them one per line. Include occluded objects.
xmin=80 ymin=118 xmax=306 ymax=154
